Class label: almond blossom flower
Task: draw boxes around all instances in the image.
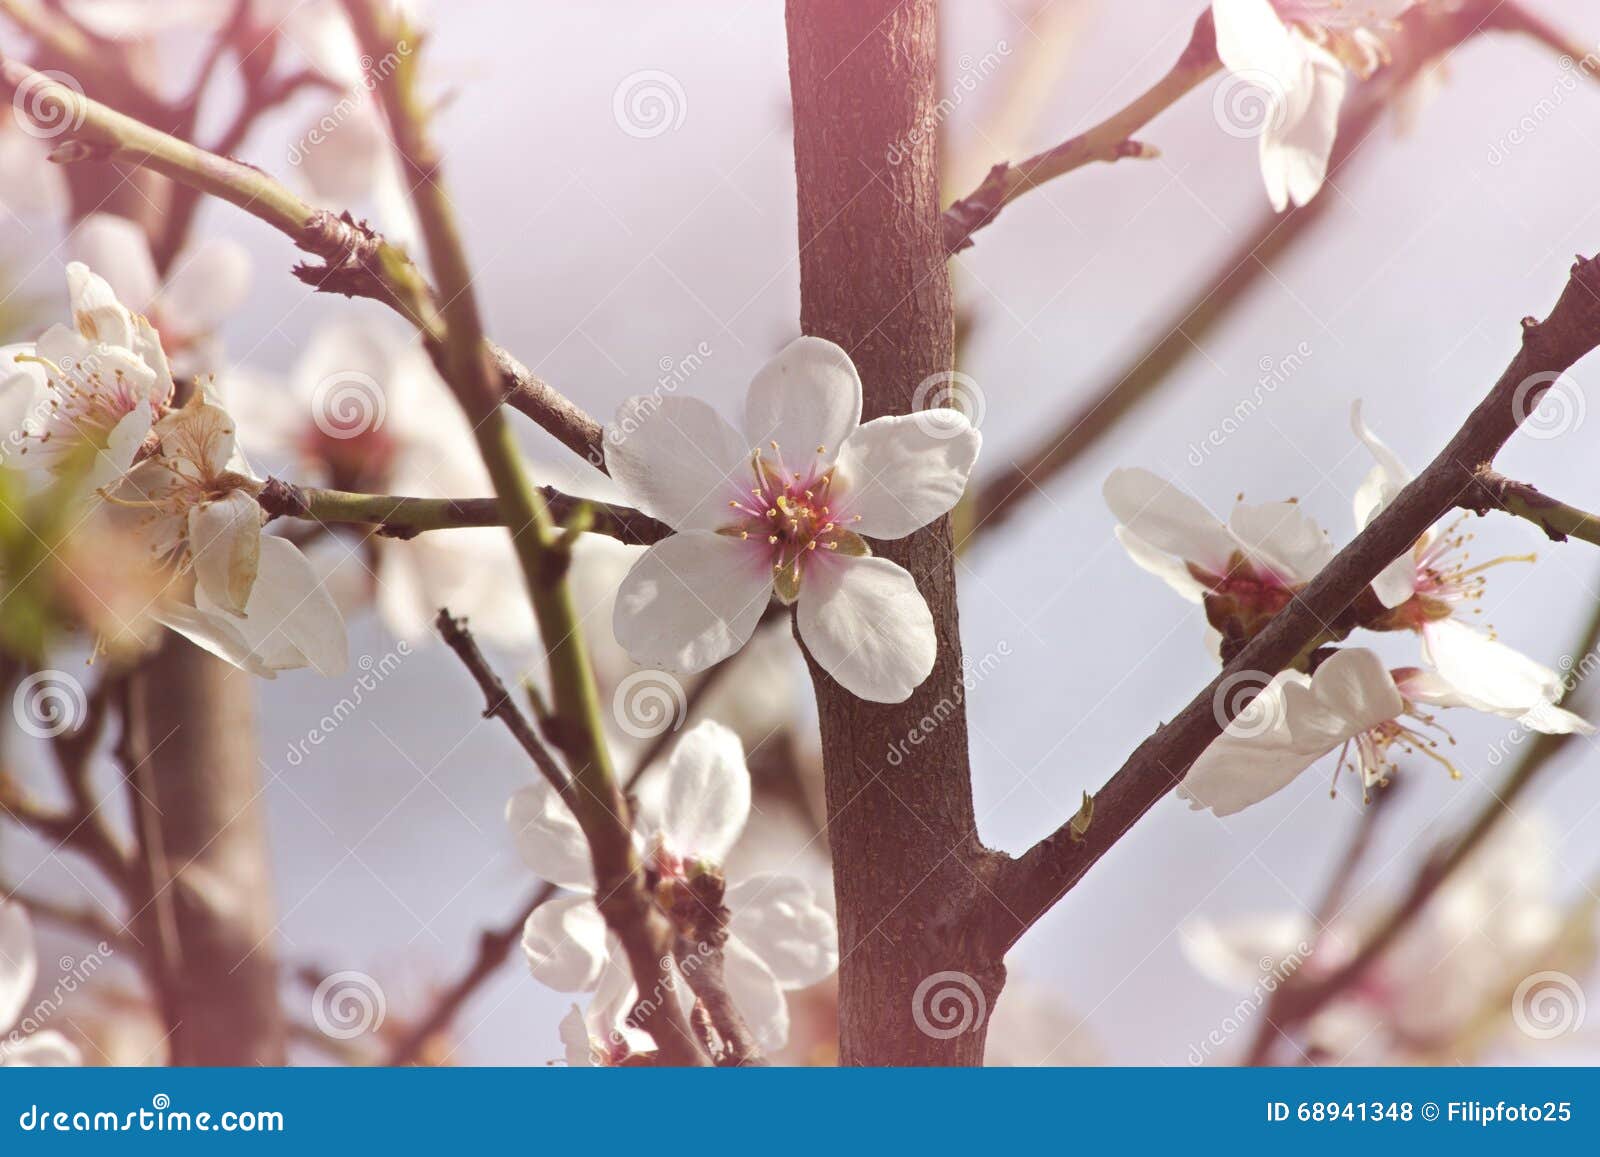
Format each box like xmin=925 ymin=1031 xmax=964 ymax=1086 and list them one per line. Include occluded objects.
xmin=1213 ymin=0 xmax=1415 ymax=211
xmin=1350 ymin=401 xmax=1587 ymax=734
xmin=606 ymin=337 xmax=980 ymax=704
xmin=0 ymin=901 xmax=80 ymax=1067
xmin=1184 ymin=644 xmax=1589 ymax=817
xmin=4 ymin=262 xmax=175 ymax=489
xmin=109 ymin=393 xmax=347 ymax=678
xmin=507 ymin=720 xmax=838 ymax=1051
xmin=1104 ymin=466 xmax=1332 ymax=657
xmin=69 ymin=213 xmax=250 ymax=377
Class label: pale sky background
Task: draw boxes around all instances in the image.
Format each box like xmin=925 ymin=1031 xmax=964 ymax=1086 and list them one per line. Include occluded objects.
xmin=11 ymin=0 xmax=1600 ymax=1065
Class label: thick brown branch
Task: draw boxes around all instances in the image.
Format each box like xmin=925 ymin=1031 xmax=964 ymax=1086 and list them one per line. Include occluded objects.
xmin=995 ymin=251 xmax=1600 ymax=944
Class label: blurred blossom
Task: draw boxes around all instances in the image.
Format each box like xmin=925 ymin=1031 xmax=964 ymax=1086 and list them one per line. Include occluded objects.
xmin=226 ymin=317 xmax=628 ymax=650
xmin=984 ymin=978 xmax=1101 ymax=1066
xmin=0 ymin=901 xmax=82 ymax=1067
xmin=68 ymin=213 xmax=251 ymax=378
xmin=1182 ymin=815 xmax=1593 ymax=1063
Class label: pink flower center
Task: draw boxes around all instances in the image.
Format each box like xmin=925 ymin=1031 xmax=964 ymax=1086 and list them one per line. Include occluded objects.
xmin=721 ymin=443 xmax=860 ymax=595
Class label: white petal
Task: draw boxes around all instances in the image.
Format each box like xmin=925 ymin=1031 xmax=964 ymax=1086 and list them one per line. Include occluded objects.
xmin=522 ymin=895 xmax=610 ymax=993
xmin=187 ymin=490 xmax=263 ymax=616
xmin=604 ymin=396 xmax=750 ymax=531
xmin=68 ymin=216 xmax=159 ymax=314
xmin=1370 ymin=553 xmax=1418 ymax=609
xmin=191 ymin=536 xmax=349 ymax=676
xmin=1227 ymin=500 xmax=1333 ymax=583
xmin=659 ymin=721 xmax=750 ymax=863
xmin=506 ymin=780 xmax=595 ymax=891
xmin=63 ymin=262 xmax=137 ymax=349
xmin=612 ymin=531 xmax=772 ymax=673
xmin=796 ymin=554 xmax=935 ymax=704
xmin=726 ymin=873 xmax=838 ymax=989
xmin=1114 ymin=525 xmax=1207 ymax=604
xmin=0 ymin=902 xmax=37 ymax=1031
xmin=1213 ymin=0 xmax=1297 ymax=78
xmin=1309 ymin=647 xmax=1403 ymax=733
xmin=559 ymin=1005 xmax=594 ymax=1066
xmin=90 ymin=402 xmax=153 ymax=490
xmin=1350 ymin=400 xmax=1412 ymax=523
xmin=721 ymin=935 xmax=790 ymax=1052
xmin=1102 ymin=468 xmax=1237 ymax=574
xmin=1257 ymin=34 xmax=1346 ymax=211
xmin=832 ymin=412 xmax=980 ymax=540
xmin=590 ymin=953 xmax=653 ymax=1057
xmin=1178 ymin=731 xmax=1322 ymax=817
xmin=158 ymin=239 xmax=252 ymax=331
xmin=1 ymin=1030 xmax=79 ymax=1067
xmin=742 ymin=336 xmax=862 ymax=466
xmin=1517 ymin=700 xmax=1594 ymax=737
xmin=151 ymin=602 xmax=278 ymax=678
xmin=1421 ymin=619 xmax=1563 ymax=716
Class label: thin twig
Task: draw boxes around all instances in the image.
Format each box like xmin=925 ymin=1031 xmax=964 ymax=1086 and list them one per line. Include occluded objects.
xmin=0 ymin=53 xmax=607 ymax=466
xmin=257 ymin=478 xmax=670 ymax=545
xmin=1463 ymin=469 xmax=1600 ymax=548
xmin=941 ymin=10 xmax=1218 ymax=253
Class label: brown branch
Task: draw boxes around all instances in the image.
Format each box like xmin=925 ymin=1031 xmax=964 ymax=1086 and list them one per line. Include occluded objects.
xmin=941 ymin=10 xmax=1218 ymax=254
xmin=968 ymin=0 xmax=1496 ymax=537
xmin=385 ymin=629 xmax=756 ymax=1065
xmin=435 ymin=610 xmax=571 ymax=795
xmin=1462 ymin=469 xmax=1600 ymax=548
xmin=992 ymin=250 xmax=1600 ymax=946
xmin=256 ymin=478 xmax=670 ymax=545
xmin=0 ymin=53 xmax=607 ymax=468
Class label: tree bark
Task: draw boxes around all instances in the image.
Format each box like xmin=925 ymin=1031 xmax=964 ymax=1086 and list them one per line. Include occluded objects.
xmin=786 ymin=0 xmax=1005 ymax=1066
xmin=136 ymin=640 xmax=286 ymax=1065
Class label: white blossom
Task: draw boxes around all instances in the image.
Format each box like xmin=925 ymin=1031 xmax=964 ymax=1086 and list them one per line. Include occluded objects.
xmin=0 ymin=902 xmax=80 ymax=1067
xmin=605 ymin=337 xmax=980 ymax=704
